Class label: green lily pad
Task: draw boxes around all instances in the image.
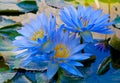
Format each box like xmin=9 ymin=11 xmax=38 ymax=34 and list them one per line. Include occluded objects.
xmin=0 ymin=17 xmax=22 ymax=40
xmin=0 ymin=0 xmax=38 ymax=16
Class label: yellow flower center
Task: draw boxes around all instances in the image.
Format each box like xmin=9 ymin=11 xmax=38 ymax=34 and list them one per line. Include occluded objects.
xmin=31 ymin=29 xmax=44 ymax=41
xmin=54 ymin=44 xmax=70 ymax=58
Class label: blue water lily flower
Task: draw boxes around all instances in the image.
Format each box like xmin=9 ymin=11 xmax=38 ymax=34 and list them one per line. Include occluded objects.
xmin=60 ymin=5 xmax=114 ymax=42
xmin=13 ymin=13 xmax=56 ymax=66
xmin=32 ymin=28 xmax=92 ymax=80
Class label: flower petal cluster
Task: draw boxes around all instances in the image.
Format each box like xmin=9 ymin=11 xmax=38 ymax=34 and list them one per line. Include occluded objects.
xmin=13 ymin=13 xmax=56 ymax=65
xmin=31 ymin=29 xmax=91 ymax=79
xmin=60 ymin=5 xmax=114 ymax=34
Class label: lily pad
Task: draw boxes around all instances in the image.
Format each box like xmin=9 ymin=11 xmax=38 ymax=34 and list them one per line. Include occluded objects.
xmin=113 ymin=16 xmax=120 ymax=29
xmin=0 ymin=17 xmax=16 ymax=27
xmin=0 ymin=17 xmax=22 ymax=40
xmin=17 ymin=0 xmax=38 ymax=13
xmin=0 ymin=71 xmax=16 ymax=83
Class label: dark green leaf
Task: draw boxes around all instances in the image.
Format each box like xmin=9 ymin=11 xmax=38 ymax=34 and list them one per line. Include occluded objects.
xmin=0 ymin=10 xmax=25 ymax=16
xmin=0 ymin=22 xmax=22 ymax=31
xmin=110 ymin=46 xmax=120 ymax=69
xmin=17 ymin=0 xmax=38 ymax=13
xmin=110 ymin=35 xmax=120 ymax=69
xmin=97 ymin=56 xmax=111 ymax=75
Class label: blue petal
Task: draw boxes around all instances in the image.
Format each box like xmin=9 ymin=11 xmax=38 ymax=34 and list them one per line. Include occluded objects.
xmin=80 ymin=31 xmax=93 ymax=43
xmin=71 ymin=44 xmax=86 ymax=55
xmin=49 ymin=13 xmax=56 ymax=35
xmin=94 ymin=14 xmax=109 ymax=24
xmin=40 ymin=13 xmax=48 ymax=27
xmin=60 ymin=9 xmax=75 ymax=27
xmin=69 ymin=53 xmax=91 ymax=60
xmin=13 ymin=36 xmax=37 ymax=47
xmin=47 ymin=62 xmax=59 ymax=80
xmin=17 ymin=27 xmax=31 ymax=37
xmin=68 ymin=61 xmax=83 ymax=67
xmin=60 ymin=63 xmax=83 ymax=77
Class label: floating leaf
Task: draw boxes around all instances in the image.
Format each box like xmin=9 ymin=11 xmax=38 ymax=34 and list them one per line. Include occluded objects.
xmin=17 ymin=0 xmax=38 ymax=13
xmin=0 ymin=17 xmax=22 ymax=40
xmin=0 ymin=2 xmax=25 ymax=16
xmin=113 ymin=16 xmax=120 ymax=29
xmin=0 ymin=0 xmax=38 ymax=16
xmin=0 ymin=17 xmax=16 ymax=27
xmin=97 ymin=56 xmax=111 ymax=75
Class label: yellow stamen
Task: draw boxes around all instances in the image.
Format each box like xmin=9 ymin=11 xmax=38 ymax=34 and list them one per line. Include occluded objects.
xmin=54 ymin=44 xmax=70 ymax=58
xmin=31 ymin=29 xmax=44 ymax=41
